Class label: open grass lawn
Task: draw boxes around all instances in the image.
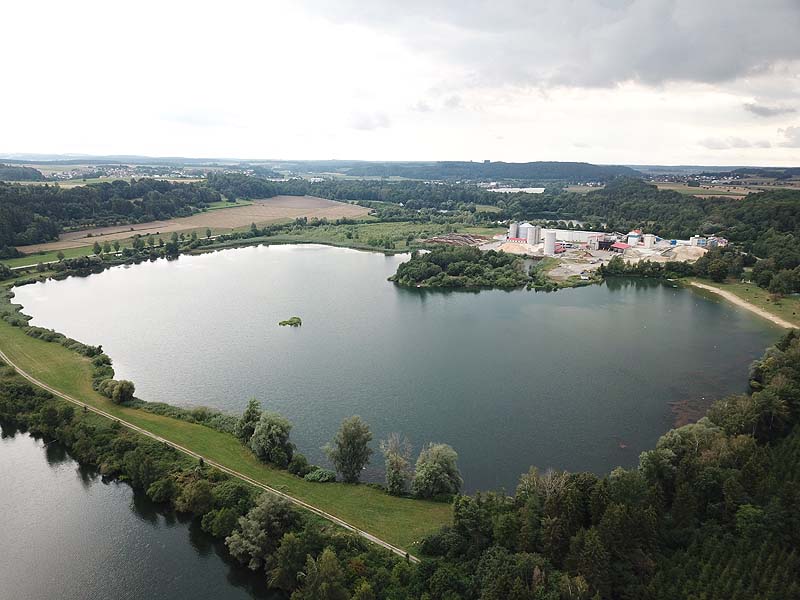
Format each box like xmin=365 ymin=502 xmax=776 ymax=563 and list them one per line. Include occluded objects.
xmin=2 ymin=245 xmax=99 ymax=268
xmin=0 ymin=313 xmax=450 ymax=552
xmin=459 ymin=225 xmax=507 ymax=237
xmin=708 ymin=280 xmax=800 ymax=328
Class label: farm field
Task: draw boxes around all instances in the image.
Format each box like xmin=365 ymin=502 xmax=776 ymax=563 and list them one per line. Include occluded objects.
xmin=15 ymin=195 xmax=371 ymax=254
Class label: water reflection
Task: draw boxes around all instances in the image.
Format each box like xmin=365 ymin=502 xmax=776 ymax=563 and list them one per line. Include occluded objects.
xmin=0 ymin=425 xmax=280 ymax=600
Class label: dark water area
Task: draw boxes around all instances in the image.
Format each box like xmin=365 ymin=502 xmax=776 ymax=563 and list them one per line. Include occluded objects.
xmin=13 ymin=244 xmax=780 ymax=492
xmin=0 ymin=423 xmax=278 ymax=600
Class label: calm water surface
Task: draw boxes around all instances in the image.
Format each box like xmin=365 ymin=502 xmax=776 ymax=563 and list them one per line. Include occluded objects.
xmin=0 ymin=425 xmax=275 ymax=600
xmin=14 ymin=244 xmax=780 ymax=491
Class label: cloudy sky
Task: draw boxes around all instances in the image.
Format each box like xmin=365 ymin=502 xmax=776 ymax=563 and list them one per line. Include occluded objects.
xmin=3 ymin=0 xmax=799 ymax=165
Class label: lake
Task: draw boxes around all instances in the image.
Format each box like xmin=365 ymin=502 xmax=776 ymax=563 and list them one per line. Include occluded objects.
xmin=13 ymin=244 xmax=780 ymax=492
xmin=0 ymin=424 xmax=276 ymax=600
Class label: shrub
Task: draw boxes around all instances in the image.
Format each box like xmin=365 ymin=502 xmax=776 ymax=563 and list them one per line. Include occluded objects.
xmin=304 ymin=468 xmax=337 ymax=483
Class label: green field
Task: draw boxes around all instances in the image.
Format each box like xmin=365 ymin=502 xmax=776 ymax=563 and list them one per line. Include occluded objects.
xmin=2 ymin=245 xmax=100 ymax=268
xmin=0 ymin=300 xmax=451 ymax=552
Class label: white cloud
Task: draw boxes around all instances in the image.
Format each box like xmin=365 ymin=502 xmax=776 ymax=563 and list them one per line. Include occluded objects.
xmin=349 ymin=112 xmax=392 ymax=131
xmin=699 ymin=137 xmax=771 ymax=150
xmin=0 ymin=0 xmax=797 ymax=165
xmin=779 ymin=126 xmax=800 ymax=147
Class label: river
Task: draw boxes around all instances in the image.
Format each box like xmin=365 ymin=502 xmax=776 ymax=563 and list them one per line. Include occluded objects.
xmin=0 ymin=424 xmax=277 ymax=600
xmin=13 ymin=243 xmax=780 ymax=492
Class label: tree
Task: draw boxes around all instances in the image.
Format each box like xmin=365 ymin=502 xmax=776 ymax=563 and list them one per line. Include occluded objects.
xmin=113 ymin=240 xmax=120 ymax=252
xmin=206 ymin=228 xmax=212 ymax=239
xmin=268 ymin=532 xmax=306 ymax=591
xmin=112 ymin=380 xmax=135 ymax=404
xmin=768 ymin=269 xmax=795 ymax=296
xmin=325 ymin=416 xmax=373 ymax=483
xmin=707 ymin=259 xmax=728 ymax=283
xmin=123 ymin=447 xmax=162 ymax=490
xmin=380 ymin=433 xmax=413 ymax=495
xmin=249 ymin=411 xmax=294 ymax=468
xmin=294 ymin=548 xmax=348 ymax=600
xmin=412 ymin=443 xmax=462 ymax=498
xmin=234 ymin=398 xmax=262 ymax=443
xmin=103 ymin=241 xmax=111 ymax=253
xmin=93 ymin=241 xmax=102 ymax=255
xmin=225 ymin=494 xmax=303 ymax=571
xmin=351 ymin=580 xmax=376 ymax=600
xmin=56 ymin=250 xmax=65 ymax=261
xmin=175 ymin=478 xmax=214 ymax=515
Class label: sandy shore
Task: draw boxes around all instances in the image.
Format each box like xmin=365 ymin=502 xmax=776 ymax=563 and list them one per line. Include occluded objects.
xmin=689 ymin=281 xmax=796 ymax=329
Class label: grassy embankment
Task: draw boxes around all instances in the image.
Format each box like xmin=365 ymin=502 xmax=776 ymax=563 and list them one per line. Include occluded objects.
xmin=687 ymin=278 xmax=800 ymax=328
xmin=0 ymin=285 xmax=451 ymax=552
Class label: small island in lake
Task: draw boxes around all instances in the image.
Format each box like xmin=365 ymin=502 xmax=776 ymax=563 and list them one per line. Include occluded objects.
xmin=390 ymin=246 xmax=529 ymax=289
xmin=279 ymin=316 xmax=302 ymax=327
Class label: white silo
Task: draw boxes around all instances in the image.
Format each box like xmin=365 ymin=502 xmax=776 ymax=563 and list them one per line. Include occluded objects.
xmin=533 ymin=225 xmax=542 ymax=245
xmin=526 ymin=226 xmax=537 ymax=245
xmin=518 ymin=222 xmax=533 ymax=240
xmin=643 ymin=233 xmax=655 ymax=249
xmin=627 ymin=231 xmax=640 ymax=246
xmin=508 ymin=222 xmax=519 ymax=238
xmin=544 ymin=230 xmax=557 ymax=256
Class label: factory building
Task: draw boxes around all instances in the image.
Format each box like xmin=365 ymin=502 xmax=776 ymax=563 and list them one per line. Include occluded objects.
xmin=544 ymin=230 xmax=557 ymax=256
xmin=517 ymin=222 xmax=534 ymax=241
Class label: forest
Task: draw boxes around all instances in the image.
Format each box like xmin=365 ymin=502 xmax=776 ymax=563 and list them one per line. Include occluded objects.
xmin=390 ymin=246 xmax=529 ymax=288
xmin=0 ymin=164 xmax=45 ymax=181
xmin=0 ymin=179 xmax=221 ymax=250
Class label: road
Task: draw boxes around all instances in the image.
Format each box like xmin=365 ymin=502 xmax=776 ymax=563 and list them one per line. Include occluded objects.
xmin=0 ymin=346 xmax=419 ymax=563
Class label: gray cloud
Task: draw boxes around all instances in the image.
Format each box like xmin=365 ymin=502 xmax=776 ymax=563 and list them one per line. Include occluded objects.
xmin=779 ymin=126 xmax=800 ymax=147
xmin=443 ymin=95 xmax=462 ymax=109
xmin=349 ymin=111 xmax=391 ymax=130
xmin=744 ymin=103 xmax=797 ymax=117
xmin=303 ymin=0 xmax=800 ymax=88
xmin=699 ymin=137 xmax=771 ymax=150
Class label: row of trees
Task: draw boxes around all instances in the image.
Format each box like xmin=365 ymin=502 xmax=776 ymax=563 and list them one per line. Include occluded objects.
xmin=232 ymin=399 xmax=462 ymax=498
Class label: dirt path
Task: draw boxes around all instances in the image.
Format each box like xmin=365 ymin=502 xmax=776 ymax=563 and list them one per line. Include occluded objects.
xmin=689 ymin=281 xmax=796 ymax=329
xmin=0 ymin=346 xmax=418 ymax=563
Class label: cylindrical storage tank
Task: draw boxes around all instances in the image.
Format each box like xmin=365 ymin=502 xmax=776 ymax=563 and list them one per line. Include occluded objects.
xmin=643 ymin=234 xmax=655 ymax=249
xmin=544 ymin=230 xmax=557 ymax=255
xmin=627 ymin=234 xmax=640 ymax=246
xmin=533 ymin=226 xmax=541 ymax=245
xmin=509 ymin=222 xmax=519 ymax=238
xmin=526 ymin=226 xmax=536 ymax=245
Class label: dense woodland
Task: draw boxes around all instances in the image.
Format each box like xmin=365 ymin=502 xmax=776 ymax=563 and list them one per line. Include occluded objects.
xmin=0 ymin=164 xmax=45 ymax=181
xmin=390 ymin=246 xmax=529 ymax=288
xmin=0 ymin=179 xmax=220 ymax=251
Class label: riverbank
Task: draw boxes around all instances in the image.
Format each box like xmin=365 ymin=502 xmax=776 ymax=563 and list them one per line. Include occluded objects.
xmin=688 ymin=280 xmax=799 ymax=329
xmin=0 ymin=282 xmax=450 ymax=554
